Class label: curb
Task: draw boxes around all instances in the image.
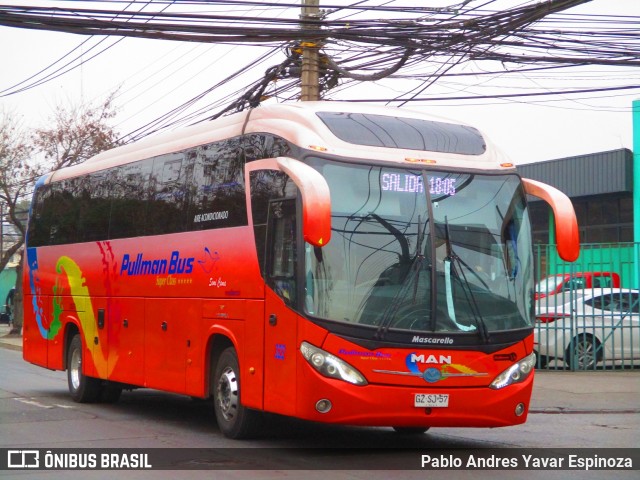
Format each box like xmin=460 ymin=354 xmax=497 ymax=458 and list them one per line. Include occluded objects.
xmin=530 ymin=408 xmax=640 ymax=414
xmin=0 ymin=339 xmax=22 ymax=352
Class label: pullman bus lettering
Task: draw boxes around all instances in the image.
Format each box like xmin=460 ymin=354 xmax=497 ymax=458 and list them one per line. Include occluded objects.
xmin=120 ymin=251 xmax=194 ymax=276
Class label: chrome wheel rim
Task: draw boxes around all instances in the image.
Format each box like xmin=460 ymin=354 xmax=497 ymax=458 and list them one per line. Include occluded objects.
xmin=574 ymin=340 xmax=595 ymax=369
xmin=70 ymin=348 xmax=82 ymax=391
xmin=216 ymin=367 xmax=239 ymax=422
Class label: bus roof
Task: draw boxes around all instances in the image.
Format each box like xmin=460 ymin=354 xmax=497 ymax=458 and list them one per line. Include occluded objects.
xmin=48 ymin=101 xmax=514 ymax=183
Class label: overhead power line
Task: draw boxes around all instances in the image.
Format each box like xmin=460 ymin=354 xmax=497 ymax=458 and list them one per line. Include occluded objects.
xmin=1 ymin=0 xmax=638 ymax=141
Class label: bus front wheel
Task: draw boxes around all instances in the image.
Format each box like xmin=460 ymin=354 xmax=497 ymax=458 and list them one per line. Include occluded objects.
xmin=67 ymin=334 xmax=102 ymax=403
xmin=213 ymin=347 xmax=262 ymax=439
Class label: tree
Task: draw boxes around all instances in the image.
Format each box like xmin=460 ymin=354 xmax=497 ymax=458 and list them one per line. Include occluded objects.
xmin=33 ymin=93 xmax=121 ymax=171
xmin=0 ymin=111 xmax=35 ymax=335
xmin=0 ymin=111 xmax=33 ymax=274
xmin=1 ymin=95 xmax=121 ymax=334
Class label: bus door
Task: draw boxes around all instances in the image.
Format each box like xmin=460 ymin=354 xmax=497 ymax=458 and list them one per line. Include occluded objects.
xmin=263 ymin=199 xmax=299 ymax=415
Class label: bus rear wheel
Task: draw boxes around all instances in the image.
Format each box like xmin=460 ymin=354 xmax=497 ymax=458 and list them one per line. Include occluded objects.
xmin=67 ymin=334 xmax=102 ymax=403
xmin=213 ymin=347 xmax=262 ymax=439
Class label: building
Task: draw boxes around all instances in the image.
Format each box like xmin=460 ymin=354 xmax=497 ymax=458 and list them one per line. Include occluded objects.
xmin=517 ymin=148 xmax=636 ymax=287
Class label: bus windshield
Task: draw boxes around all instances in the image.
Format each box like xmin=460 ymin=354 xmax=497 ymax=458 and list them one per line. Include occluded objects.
xmin=304 ymin=158 xmax=533 ymax=337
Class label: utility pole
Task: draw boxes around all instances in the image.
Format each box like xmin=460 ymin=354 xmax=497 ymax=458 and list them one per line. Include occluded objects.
xmin=300 ymin=0 xmax=321 ymax=101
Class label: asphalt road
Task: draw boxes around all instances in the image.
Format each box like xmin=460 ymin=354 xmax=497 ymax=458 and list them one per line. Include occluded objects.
xmin=0 ymin=346 xmax=638 ymax=479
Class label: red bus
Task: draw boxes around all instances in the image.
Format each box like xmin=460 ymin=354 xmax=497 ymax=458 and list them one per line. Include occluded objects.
xmin=23 ymin=102 xmax=579 ymax=438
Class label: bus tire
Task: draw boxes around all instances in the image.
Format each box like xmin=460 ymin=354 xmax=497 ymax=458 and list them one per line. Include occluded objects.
xmin=67 ymin=334 xmax=102 ymax=403
xmin=213 ymin=347 xmax=262 ymax=439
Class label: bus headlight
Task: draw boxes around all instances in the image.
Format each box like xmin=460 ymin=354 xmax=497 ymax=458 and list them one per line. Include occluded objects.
xmin=489 ymin=352 xmax=536 ymax=390
xmin=300 ymin=342 xmax=368 ymax=386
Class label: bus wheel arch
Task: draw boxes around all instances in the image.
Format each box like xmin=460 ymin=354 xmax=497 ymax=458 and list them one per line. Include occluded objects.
xmin=209 ymin=340 xmax=262 ymax=439
xmin=207 ymin=334 xmax=234 ymax=399
xmin=63 ymin=322 xmax=80 ymax=371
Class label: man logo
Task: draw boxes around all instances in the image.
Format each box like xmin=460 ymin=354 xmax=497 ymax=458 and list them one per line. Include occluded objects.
xmin=409 ymin=354 xmax=452 ymax=365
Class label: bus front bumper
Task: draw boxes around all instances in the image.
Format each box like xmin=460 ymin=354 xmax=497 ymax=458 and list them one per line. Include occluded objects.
xmin=294 ymin=370 xmax=534 ymax=428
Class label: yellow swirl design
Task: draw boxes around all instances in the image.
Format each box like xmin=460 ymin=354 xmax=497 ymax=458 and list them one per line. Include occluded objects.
xmin=56 ymin=256 xmax=114 ymax=378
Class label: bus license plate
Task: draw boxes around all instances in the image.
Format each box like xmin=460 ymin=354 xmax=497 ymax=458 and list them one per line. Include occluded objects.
xmin=414 ymin=393 xmax=449 ymax=408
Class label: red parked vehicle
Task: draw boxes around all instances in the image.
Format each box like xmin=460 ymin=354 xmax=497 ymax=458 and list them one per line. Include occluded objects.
xmin=534 ymin=272 xmax=621 ymax=300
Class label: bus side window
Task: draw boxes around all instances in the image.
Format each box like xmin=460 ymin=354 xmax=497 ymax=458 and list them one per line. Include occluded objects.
xmin=188 ymin=138 xmax=247 ymax=231
xmin=27 ymin=186 xmax=54 ymax=247
xmin=249 ymin=170 xmax=296 ymax=278
xmin=267 ymin=199 xmax=297 ymax=305
xmin=110 ymin=161 xmax=152 ymax=239
xmin=77 ymin=172 xmax=110 ymax=242
xmin=50 ymin=179 xmax=80 ymax=245
xmin=148 ymin=153 xmax=192 ymax=235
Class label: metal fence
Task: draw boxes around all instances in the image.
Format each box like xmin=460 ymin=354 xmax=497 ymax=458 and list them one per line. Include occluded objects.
xmin=533 ymin=242 xmax=640 ymax=370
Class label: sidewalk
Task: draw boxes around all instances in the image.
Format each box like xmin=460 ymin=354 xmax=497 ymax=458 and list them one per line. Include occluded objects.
xmin=0 ymin=323 xmax=22 ymax=351
xmin=1 ymin=323 xmax=637 ymax=413
xmin=530 ymin=369 xmax=639 ymax=413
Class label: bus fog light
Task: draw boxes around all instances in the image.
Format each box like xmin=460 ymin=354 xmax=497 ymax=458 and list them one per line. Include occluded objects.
xmin=515 ymin=403 xmax=526 ymax=416
xmin=316 ymin=399 xmax=332 ymax=413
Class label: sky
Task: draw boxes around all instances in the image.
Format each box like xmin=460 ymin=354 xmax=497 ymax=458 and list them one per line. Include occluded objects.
xmin=0 ymin=0 xmax=639 ymax=165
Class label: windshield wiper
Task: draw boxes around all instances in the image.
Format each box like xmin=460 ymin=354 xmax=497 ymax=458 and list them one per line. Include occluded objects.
xmin=372 ymin=214 xmax=429 ymax=340
xmin=442 ymin=216 xmax=490 ymax=343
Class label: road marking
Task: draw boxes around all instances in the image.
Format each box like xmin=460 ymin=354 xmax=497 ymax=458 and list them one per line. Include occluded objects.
xmin=14 ymin=398 xmax=76 ymax=410
xmin=15 ymin=398 xmax=53 ymax=409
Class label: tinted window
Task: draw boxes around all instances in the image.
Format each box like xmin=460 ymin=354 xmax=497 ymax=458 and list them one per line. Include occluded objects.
xmin=249 ymin=170 xmax=297 ymax=276
xmin=76 ymin=172 xmax=110 ymax=242
xmin=44 ymin=181 xmax=80 ymax=245
xmin=585 ymin=295 xmax=607 ymax=310
xmin=109 ymin=161 xmax=152 ymax=239
xmin=593 ymin=277 xmax=612 ymax=288
xmin=317 ymin=112 xmax=486 ymax=155
xmin=267 ymin=199 xmax=297 ymax=305
xmin=586 ymin=293 xmax=639 ymax=313
xmin=243 ymin=133 xmax=293 ymax=162
xmin=27 ymin=136 xmax=255 ymax=247
xmin=188 ymin=138 xmax=247 ymax=231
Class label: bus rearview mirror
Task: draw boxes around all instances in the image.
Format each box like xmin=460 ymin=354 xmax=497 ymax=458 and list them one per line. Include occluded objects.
xmin=246 ymin=157 xmax=331 ymax=247
xmin=522 ymin=178 xmax=580 ymax=262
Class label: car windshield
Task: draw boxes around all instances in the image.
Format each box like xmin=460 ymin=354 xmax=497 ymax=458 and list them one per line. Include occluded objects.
xmin=304 ymin=158 xmax=534 ymax=337
xmin=535 ymin=275 xmax=565 ymax=294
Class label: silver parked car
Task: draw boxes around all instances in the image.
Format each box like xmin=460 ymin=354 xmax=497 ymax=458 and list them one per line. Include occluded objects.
xmin=534 ymin=288 xmax=640 ymax=370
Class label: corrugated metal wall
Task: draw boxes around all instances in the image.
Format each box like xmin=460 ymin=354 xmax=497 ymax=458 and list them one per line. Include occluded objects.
xmin=517 ymin=148 xmax=633 ymax=197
